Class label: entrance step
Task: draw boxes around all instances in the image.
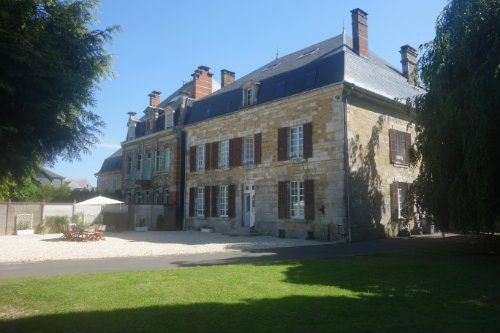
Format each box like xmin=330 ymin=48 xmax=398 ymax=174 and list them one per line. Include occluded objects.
xmin=224 ymin=226 xmax=261 ymax=237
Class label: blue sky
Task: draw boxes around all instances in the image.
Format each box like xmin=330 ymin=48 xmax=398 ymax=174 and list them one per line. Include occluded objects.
xmin=48 ymin=0 xmax=448 ymax=186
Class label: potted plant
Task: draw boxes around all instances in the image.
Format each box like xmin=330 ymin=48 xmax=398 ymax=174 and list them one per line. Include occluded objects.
xmin=200 ymin=225 xmax=213 ymax=233
xmin=135 ymin=217 xmax=148 ymax=232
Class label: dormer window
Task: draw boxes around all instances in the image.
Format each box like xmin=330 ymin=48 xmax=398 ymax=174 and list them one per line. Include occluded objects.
xmin=305 ymin=72 xmax=317 ymax=87
xmin=275 ymin=82 xmax=286 ymax=97
xmin=245 ymin=88 xmax=253 ymax=106
xmin=240 ymin=80 xmax=261 ymax=107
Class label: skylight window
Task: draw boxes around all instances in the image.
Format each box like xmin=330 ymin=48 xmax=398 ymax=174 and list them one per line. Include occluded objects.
xmin=305 ymin=72 xmax=317 ymax=87
xmin=262 ymin=62 xmax=280 ymax=72
xmin=275 ymin=82 xmax=286 ymax=97
xmin=298 ymin=48 xmax=319 ymax=59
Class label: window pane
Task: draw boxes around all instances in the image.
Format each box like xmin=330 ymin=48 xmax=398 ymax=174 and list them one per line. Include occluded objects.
xmin=275 ymin=82 xmax=285 ymax=96
xmin=196 ymin=187 xmax=204 ymax=216
xmin=197 ymin=145 xmax=205 ymax=171
xmin=219 ymin=185 xmax=228 ymax=217
xmin=305 ymin=73 xmax=316 ymax=87
xmin=290 ymin=181 xmax=305 ymax=218
xmin=243 ymin=136 xmax=254 ymax=165
xmin=164 ymin=148 xmax=171 ymax=172
xmin=246 ymin=88 xmax=253 ymax=105
xmin=154 ymin=151 xmax=159 ymax=172
xmin=396 ymin=132 xmax=405 ymax=161
xmin=219 ymin=141 xmax=229 ymax=169
xmin=289 ymin=126 xmax=303 ymax=159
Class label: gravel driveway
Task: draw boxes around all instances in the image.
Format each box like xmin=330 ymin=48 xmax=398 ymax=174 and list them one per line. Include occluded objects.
xmin=0 ymin=231 xmax=330 ymax=263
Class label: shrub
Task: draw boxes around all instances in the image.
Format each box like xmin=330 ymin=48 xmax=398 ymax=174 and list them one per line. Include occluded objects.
xmin=72 ymin=212 xmax=84 ymax=225
xmin=45 ymin=216 xmax=70 ymax=233
xmin=156 ymin=214 xmax=165 ymax=230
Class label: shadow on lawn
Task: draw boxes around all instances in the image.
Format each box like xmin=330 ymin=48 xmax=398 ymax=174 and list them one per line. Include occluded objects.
xmin=1 ymin=292 xmax=495 ymax=333
xmin=3 ymin=249 xmax=499 ymax=333
xmin=2 ymin=238 xmax=498 ymax=333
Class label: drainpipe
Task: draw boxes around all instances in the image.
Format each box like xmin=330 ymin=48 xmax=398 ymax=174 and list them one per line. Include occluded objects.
xmin=343 ymin=94 xmax=352 ymax=242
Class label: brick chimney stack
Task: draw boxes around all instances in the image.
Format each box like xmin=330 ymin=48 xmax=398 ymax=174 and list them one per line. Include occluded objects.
xmin=149 ymin=91 xmax=161 ymax=107
xmin=192 ymin=66 xmax=213 ymax=99
xmin=351 ymin=8 xmax=368 ymax=57
xmin=221 ymin=69 xmax=235 ymax=88
xmin=400 ymin=44 xmax=418 ymax=79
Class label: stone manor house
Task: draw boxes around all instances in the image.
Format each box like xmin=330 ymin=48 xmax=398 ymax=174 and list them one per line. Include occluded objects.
xmin=97 ymin=8 xmax=423 ymax=241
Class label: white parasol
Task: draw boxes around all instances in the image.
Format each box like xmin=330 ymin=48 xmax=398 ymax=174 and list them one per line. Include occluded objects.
xmin=75 ymin=195 xmax=124 ymax=205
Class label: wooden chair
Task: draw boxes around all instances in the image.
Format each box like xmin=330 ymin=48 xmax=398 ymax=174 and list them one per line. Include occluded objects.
xmin=94 ymin=224 xmax=106 ymax=240
xmin=62 ymin=224 xmax=80 ymax=241
xmin=84 ymin=225 xmax=96 ymax=241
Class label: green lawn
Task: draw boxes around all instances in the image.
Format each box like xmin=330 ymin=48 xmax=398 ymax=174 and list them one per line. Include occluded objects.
xmin=0 ymin=238 xmax=498 ymax=333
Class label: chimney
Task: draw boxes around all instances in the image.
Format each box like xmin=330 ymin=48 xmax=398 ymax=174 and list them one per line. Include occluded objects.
xmin=126 ymin=112 xmax=138 ymax=140
xmin=192 ymin=66 xmax=213 ymax=99
xmin=149 ymin=90 xmax=161 ymax=107
xmin=221 ymin=69 xmax=235 ymax=88
xmin=400 ymin=44 xmax=418 ymax=79
xmin=351 ymin=8 xmax=369 ymax=57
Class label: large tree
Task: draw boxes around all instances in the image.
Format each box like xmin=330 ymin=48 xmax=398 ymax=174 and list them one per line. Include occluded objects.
xmin=0 ymin=0 xmax=119 ymax=180
xmin=410 ymin=0 xmax=500 ymax=233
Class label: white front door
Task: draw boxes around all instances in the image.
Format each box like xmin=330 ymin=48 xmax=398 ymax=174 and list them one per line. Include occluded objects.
xmin=244 ymin=185 xmax=255 ymax=227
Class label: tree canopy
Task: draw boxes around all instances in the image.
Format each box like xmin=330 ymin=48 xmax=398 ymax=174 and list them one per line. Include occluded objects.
xmin=410 ymin=0 xmax=500 ymax=233
xmin=0 ymin=0 xmax=119 ymax=181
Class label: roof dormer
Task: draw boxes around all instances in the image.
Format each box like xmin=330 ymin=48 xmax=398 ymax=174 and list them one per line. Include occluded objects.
xmin=240 ymin=80 xmax=261 ymax=108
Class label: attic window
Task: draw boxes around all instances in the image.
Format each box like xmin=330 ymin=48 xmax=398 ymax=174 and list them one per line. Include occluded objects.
xmin=240 ymin=80 xmax=261 ymax=107
xmin=305 ymin=72 xmax=317 ymax=87
xmin=275 ymin=82 xmax=286 ymax=97
xmin=262 ymin=62 xmax=280 ymax=72
xmin=298 ymin=48 xmax=319 ymax=58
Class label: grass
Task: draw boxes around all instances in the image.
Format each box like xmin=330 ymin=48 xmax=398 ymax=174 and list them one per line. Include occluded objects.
xmin=0 ymin=237 xmax=498 ymax=333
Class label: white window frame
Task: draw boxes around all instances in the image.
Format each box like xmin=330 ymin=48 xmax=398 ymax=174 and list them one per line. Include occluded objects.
xmin=164 ymin=148 xmax=171 ymax=173
xmin=398 ymin=187 xmax=404 ymax=219
xmin=289 ymin=126 xmax=304 ymax=160
xmin=243 ymin=136 xmax=254 ymax=166
xmin=219 ymin=185 xmax=228 ymax=217
xmin=219 ymin=140 xmax=229 ymax=169
xmin=395 ymin=131 xmax=405 ymax=162
xmin=290 ymin=181 xmax=304 ymax=219
xmin=153 ymin=190 xmax=159 ymax=204
xmin=196 ymin=187 xmax=204 ymax=216
xmin=245 ymin=88 xmax=253 ymax=106
xmin=197 ymin=145 xmax=205 ymax=172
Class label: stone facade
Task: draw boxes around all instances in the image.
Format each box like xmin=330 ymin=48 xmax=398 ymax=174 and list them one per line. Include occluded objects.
xmin=345 ymin=90 xmax=419 ymax=241
xmin=185 ymin=83 xmax=419 ymax=241
xmin=185 ymin=84 xmax=349 ymax=240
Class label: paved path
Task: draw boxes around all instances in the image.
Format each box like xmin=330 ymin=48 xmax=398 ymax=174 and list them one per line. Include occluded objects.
xmin=0 ymin=234 xmax=456 ymax=278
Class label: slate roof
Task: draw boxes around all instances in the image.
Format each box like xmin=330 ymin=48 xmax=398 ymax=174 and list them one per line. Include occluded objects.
xmin=64 ymin=178 xmax=92 ymax=190
xmin=37 ymin=168 xmax=64 ymax=181
xmin=185 ymin=32 xmax=425 ymax=126
xmin=96 ymin=149 xmax=122 ymax=174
